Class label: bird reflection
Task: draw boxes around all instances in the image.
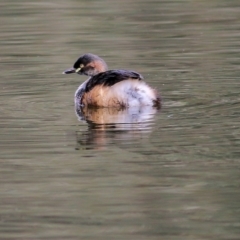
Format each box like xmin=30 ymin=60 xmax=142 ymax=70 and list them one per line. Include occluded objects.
xmin=75 ymin=104 xmax=159 ymax=150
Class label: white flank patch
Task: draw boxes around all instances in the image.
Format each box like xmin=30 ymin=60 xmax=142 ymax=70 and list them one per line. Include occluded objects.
xmin=108 ymin=80 xmax=156 ymax=107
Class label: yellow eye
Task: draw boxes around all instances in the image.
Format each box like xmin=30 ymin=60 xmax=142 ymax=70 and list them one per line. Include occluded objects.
xmin=75 ymin=64 xmax=84 ymax=73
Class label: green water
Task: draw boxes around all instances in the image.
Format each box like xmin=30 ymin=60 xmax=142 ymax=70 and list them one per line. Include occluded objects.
xmin=0 ymin=0 xmax=240 ymax=239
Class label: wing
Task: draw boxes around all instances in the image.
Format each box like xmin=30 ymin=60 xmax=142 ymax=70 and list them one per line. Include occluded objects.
xmin=85 ymin=70 xmax=143 ymax=93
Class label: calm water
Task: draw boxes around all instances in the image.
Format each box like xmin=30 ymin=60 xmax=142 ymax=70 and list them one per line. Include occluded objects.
xmin=1 ymin=0 xmax=240 ymax=239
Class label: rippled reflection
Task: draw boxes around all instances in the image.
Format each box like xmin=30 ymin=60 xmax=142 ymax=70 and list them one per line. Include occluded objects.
xmin=75 ymin=104 xmax=159 ymax=149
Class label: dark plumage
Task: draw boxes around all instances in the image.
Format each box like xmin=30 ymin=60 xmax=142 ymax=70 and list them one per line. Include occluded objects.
xmin=84 ymin=70 xmax=143 ymax=93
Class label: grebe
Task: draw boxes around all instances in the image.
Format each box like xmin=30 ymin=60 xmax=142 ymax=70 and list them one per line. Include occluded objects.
xmin=63 ymin=53 xmax=161 ymax=108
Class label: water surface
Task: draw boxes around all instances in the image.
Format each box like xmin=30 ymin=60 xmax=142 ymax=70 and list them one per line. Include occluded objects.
xmin=1 ymin=1 xmax=240 ymax=239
